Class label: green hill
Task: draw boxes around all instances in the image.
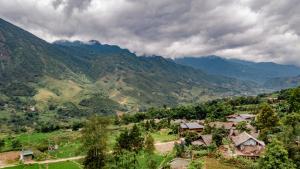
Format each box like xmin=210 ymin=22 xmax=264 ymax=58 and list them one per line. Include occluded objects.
xmin=0 ymin=18 xmax=264 ymax=132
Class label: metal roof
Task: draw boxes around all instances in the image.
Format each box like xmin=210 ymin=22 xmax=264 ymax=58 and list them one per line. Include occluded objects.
xmin=181 ymin=122 xmax=204 ymax=129
xmin=21 ymin=150 xmax=33 ymax=156
xmin=232 ymin=132 xmax=265 ymax=147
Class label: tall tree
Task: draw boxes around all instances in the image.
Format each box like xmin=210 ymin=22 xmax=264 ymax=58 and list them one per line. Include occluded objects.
xmin=129 ymin=124 xmax=144 ymax=153
xmin=115 ymin=128 xmax=131 ymax=151
xmin=259 ymin=140 xmax=296 ymax=169
xmin=236 ymin=121 xmax=250 ymax=133
xmin=256 ymin=103 xmax=279 ymax=130
xmin=288 ymin=87 xmax=300 ymax=113
xmin=0 ymin=139 xmax=5 ymax=151
xmin=144 ymin=133 xmax=155 ymax=154
xmin=81 ymin=116 xmax=110 ymax=169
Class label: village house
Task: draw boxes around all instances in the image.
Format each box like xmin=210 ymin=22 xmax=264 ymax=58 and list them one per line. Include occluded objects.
xmin=231 ymin=132 xmax=265 ymax=157
xmin=20 ymin=150 xmax=34 ymax=161
xmin=191 ymin=134 xmax=212 ymax=146
xmin=230 ymin=124 xmax=259 ymax=138
xmin=179 ymin=122 xmax=204 ymax=136
xmin=226 ymin=114 xmax=255 ymax=123
xmin=209 ymin=121 xmax=235 ymax=130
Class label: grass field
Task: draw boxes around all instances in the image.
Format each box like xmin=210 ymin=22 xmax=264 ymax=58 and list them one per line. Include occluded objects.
xmin=1 ymin=131 xmax=84 ymax=159
xmin=1 ymin=125 xmax=130 ymax=159
xmin=204 ymin=158 xmax=237 ymax=169
xmin=151 ymin=129 xmax=177 ymax=142
xmin=3 ymin=161 xmax=82 ymax=169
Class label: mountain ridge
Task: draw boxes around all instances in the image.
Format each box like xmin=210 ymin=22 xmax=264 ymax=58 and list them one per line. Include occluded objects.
xmin=174 ymin=56 xmax=300 ymax=85
xmin=0 ymin=18 xmax=260 ymax=115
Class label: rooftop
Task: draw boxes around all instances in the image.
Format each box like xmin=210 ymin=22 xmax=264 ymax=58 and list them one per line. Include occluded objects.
xmin=231 ymin=132 xmax=265 ymax=147
xmin=180 ymin=122 xmax=204 ymax=129
xmin=20 ymin=150 xmax=33 ymax=156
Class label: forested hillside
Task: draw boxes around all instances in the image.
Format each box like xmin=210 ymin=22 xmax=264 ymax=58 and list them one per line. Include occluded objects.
xmin=0 ymin=18 xmax=261 ymax=133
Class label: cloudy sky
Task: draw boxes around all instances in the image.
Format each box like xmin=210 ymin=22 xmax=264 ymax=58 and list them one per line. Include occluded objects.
xmin=0 ymin=0 xmax=299 ymax=65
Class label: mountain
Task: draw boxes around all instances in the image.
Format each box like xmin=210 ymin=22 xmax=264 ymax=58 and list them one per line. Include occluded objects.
xmin=264 ymin=75 xmax=300 ymax=90
xmin=174 ymin=56 xmax=300 ymax=85
xmin=0 ymin=18 xmax=259 ymax=117
xmin=52 ymin=41 xmax=260 ymax=109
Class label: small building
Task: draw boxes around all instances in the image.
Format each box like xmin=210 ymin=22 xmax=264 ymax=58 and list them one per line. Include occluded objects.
xmin=192 ymin=134 xmax=212 ymax=146
xmin=231 ymin=132 xmax=265 ymax=157
xmin=209 ymin=122 xmax=235 ymax=130
xmin=227 ymin=114 xmax=255 ymax=123
xmin=20 ymin=150 xmax=34 ymax=161
xmin=180 ymin=122 xmax=204 ymax=136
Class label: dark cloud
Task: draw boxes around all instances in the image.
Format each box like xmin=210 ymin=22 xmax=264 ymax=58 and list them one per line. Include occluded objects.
xmin=0 ymin=0 xmax=299 ymax=65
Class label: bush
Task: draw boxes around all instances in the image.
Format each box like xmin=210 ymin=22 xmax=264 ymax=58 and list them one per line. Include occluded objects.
xmin=11 ymin=139 xmax=22 ymax=149
xmin=193 ymin=150 xmax=209 ymax=158
xmin=188 ymin=160 xmax=203 ymax=169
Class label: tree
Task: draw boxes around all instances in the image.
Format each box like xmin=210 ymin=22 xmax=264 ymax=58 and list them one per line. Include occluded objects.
xmin=288 ymin=87 xmax=300 ymax=113
xmin=115 ymin=128 xmax=131 ymax=151
xmin=174 ymin=143 xmax=185 ymax=157
xmin=144 ymin=121 xmax=150 ymax=131
xmin=81 ymin=116 xmax=110 ymax=169
xmin=283 ymin=113 xmax=300 ymax=133
xmin=0 ymin=139 xmax=5 ymax=151
xmin=184 ymin=132 xmax=198 ymax=145
xmin=259 ymin=140 xmax=296 ymax=169
xmin=212 ymin=127 xmax=227 ymax=147
xmin=236 ymin=121 xmax=250 ymax=133
xmin=111 ymin=150 xmax=137 ymax=169
xmin=147 ymin=156 xmax=157 ymax=169
xmin=188 ymin=160 xmax=203 ymax=169
xmin=144 ymin=134 xmax=155 ymax=154
xmin=11 ymin=139 xmax=21 ymax=149
xmin=256 ymin=103 xmax=279 ymax=130
xmin=129 ymin=124 xmax=144 ymax=153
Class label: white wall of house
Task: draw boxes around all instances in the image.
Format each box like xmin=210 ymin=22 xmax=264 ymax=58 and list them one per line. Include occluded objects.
xmin=241 ymin=138 xmax=257 ymax=146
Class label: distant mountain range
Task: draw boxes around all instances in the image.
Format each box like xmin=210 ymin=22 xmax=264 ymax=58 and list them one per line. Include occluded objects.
xmin=175 ymin=56 xmax=300 ymax=87
xmin=0 ymin=18 xmax=260 ymax=114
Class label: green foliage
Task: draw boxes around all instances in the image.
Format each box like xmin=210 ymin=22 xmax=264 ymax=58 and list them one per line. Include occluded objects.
xmin=288 ymin=87 xmax=300 ymax=113
xmin=79 ymin=93 xmax=120 ymax=115
xmin=0 ymin=138 xmax=5 ymax=151
xmin=129 ymin=125 xmax=144 ymax=153
xmin=11 ymin=139 xmax=22 ymax=149
xmin=81 ymin=116 xmax=110 ymax=169
xmin=259 ymin=140 xmax=296 ymax=169
xmin=236 ymin=121 xmax=250 ymax=133
xmin=256 ymin=103 xmax=279 ymax=130
xmin=212 ymin=127 xmax=228 ymax=147
xmin=115 ymin=124 xmax=144 ymax=153
xmin=144 ymin=134 xmax=155 ymax=154
xmin=184 ymin=132 xmax=198 ymax=145
xmin=174 ymin=143 xmax=185 ymax=157
xmin=188 ymin=160 xmax=203 ymax=169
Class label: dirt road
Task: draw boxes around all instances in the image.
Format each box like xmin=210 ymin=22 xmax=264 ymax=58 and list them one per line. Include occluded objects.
xmin=155 ymin=141 xmax=177 ymax=154
xmin=0 ymin=156 xmax=85 ymax=168
xmin=0 ymin=140 xmax=177 ymax=168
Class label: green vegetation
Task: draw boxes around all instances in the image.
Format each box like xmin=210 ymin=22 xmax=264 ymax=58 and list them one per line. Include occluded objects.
xmin=3 ymin=161 xmax=82 ymax=169
xmin=81 ymin=116 xmax=110 ymax=169
xmin=259 ymin=139 xmax=296 ymax=169
xmin=0 ymin=18 xmax=263 ymax=136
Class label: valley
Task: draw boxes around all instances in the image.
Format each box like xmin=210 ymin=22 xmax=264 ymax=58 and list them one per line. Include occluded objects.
xmin=0 ymin=17 xmax=300 ymax=169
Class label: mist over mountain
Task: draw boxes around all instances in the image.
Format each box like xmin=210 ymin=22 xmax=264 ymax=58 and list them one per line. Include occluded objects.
xmin=175 ymin=56 xmax=300 ymax=85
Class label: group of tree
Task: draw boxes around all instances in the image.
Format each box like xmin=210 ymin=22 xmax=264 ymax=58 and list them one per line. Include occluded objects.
xmin=81 ymin=117 xmax=156 ymax=169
